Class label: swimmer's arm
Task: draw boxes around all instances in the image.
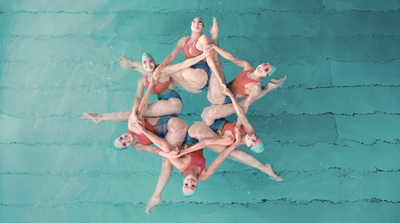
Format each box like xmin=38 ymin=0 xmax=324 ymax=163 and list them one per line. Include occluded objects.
xmin=118 ymin=56 xmax=147 ymax=75
xmin=161 ymin=47 xmax=210 ymax=75
xmin=154 ymin=37 xmax=187 ymax=79
xmin=242 ymin=83 xmax=261 ymax=114
xmin=209 ymin=44 xmax=253 ymax=70
xmin=138 ymin=127 xmax=175 ymax=154
xmin=198 ymin=143 xmax=236 ymax=181
xmin=222 ymin=85 xmax=246 ymax=119
xmin=199 ymin=36 xmax=225 ymax=85
xmin=175 ymin=138 xmax=234 ymax=158
xmin=137 ymin=79 xmax=155 ymax=119
xmin=256 ymin=75 xmax=287 ymax=100
xmin=131 ymin=77 xmax=146 ymax=120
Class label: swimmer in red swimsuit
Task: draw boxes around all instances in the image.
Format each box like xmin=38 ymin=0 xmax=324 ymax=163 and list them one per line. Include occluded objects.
xmin=205 ymin=43 xmax=287 ymax=116
xmin=133 ymin=118 xmax=238 ymax=213
xmin=82 ymin=50 xmax=209 ymax=125
xmin=152 ymin=17 xmax=226 ymax=94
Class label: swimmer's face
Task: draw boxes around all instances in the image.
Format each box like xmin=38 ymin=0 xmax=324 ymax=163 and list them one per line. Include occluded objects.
xmin=142 ymin=57 xmax=155 ymax=72
xmin=182 ymin=175 xmax=198 ymax=194
xmin=114 ymin=133 xmax=133 ymax=149
xmin=256 ymin=63 xmax=272 ymax=77
xmin=191 ymin=18 xmax=204 ymax=33
xmin=245 ymin=134 xmax=260 ymax=148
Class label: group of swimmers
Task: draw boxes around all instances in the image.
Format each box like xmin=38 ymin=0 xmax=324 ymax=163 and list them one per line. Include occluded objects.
xmin=82 ymin=17 xmax=287 ymax=214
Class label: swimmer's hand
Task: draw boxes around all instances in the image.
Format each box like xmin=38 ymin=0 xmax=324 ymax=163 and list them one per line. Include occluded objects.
xmin=132 ymin=118 xmax=145 ymax=132
xmin=234 ymin=127 xmax=242 ymax=145
xmin=202 ymin=45 xmax=211 ymax=57
xmin=264 ymin=75 xmax=287 ymax=91
xmin=164 ymin=147 xmax=181 ymax=158
xmin=118 ymin=56 xmax=134 ymax=69
xmin=153 ymin=66 xmax=162 ymax=81
xmin=220 ymin=84 xmax=232 ymax=96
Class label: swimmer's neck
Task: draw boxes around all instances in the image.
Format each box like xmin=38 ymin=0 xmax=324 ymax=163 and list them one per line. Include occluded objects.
xmin=184 ymin=166 xmax=200 ymax=176
xmin=190 ymin=31 xmax=202 ymax=39
xmin=249 ymin=70 xmax=262 ymax=81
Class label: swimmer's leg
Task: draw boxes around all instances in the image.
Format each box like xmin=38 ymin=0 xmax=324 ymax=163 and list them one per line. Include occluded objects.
xmin=145 ymin=117 xmax=187 ymax=214
xmin=210 ymin=17 xmax=219 ymax=46
xmin=189 ymin=122 xmax=282 ymax=181
xmin=201 ymin=104 xmax=236 ymax=126
xmin=171 ymin=68 xmax=207 ymax=94
xmin=142 ymin=98 xmax=183 ymax=117
xmin=145 ymin=157 xmax=172 ymax=215
xmin=82 ymin=110 xmax=131 ymax=124
xmin=164 ymin=117 xmax=188 ymax=148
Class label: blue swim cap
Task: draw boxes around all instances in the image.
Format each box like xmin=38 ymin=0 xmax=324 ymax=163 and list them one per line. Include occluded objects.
xmin=113 ymin=137 xmax=127 ymax=150
xmin=250 ymin=140 xmax=265 ymax=153
xmin=182 ymin=187 xmax=194 ymax=198
xmin=142 ymin=52 xmax=154 ymax=62
xmin=268 ymin=65 xmax=276 ymax=77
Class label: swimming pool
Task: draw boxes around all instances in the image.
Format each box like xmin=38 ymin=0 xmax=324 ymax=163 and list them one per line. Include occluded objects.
xmin=1 ymin=0 xmax=399 ymax=222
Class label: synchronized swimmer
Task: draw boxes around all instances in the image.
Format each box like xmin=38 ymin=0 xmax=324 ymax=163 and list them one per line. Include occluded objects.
xmin=82 ymin=17 xmax=286 ymax=215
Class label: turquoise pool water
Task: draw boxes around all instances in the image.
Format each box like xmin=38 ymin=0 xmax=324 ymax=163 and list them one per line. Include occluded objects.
xmin=1 ymin=0 xmax=399 ymax=222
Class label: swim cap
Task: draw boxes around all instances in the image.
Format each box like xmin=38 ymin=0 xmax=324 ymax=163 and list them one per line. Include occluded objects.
xmin=250 ymin=140 xmax=265 ymax=153
xmin=268 ymin=65 xmax=276 ymax=77
xmin=194 ymin=17 xmax=205 ymax=27
xmin=142 ymin=52 xmax=154 ymax=62
xmin=182 ymin=187 xmax=194 ymax=198
xmin=113 ymin=137 xmax=127 ymax=150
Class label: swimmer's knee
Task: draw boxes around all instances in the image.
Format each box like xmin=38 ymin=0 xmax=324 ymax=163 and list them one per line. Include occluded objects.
xmin=169 ymin=117 xmax=188 ymax=132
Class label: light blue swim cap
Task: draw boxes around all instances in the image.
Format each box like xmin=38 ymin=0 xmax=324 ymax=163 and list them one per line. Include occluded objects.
xmin=182 ymin=187 xmax=194 ymax=198
xmin=268 ymin=65 xmax=276 ymax=77
xmin=142 ymin=52 xmax=154 ymax=62
xmin=113 ymin=137 xmax=127 ymax=150
xmin=250 ymin=140 xmax=265 ymax=153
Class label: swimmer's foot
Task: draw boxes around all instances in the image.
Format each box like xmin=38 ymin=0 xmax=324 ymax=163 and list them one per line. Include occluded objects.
xmin=145 ymin=195 xmax=162 ymax=215
xmin=82 ymin=113 xmax=102 ymax=125
xmin=210 ymin=17 xmax=219 ymax=45
xmin=264 ymin=163 xmax=283 ymax=181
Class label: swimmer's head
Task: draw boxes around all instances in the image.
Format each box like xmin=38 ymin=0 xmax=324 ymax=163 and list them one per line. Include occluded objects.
xmin=191 ymin=17 xmax=204 ymax=33
xmin=142 ymin=52 xmax=156 ymax=72
xmin=244 ymin=134 xmax=264 ymax=153
xmin=114 ymin=133 xmax=134 ymax=149
xmin=182 ymin=175 xmax=198 ymax=198
xmin=255 ymin=63 xmax=276 ymax=77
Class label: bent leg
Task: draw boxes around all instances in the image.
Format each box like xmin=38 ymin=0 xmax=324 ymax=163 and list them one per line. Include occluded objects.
xmin=142 ymin=98 xmax=183 ymax=117
xmin=201 ymin=104 xmax=236 ymax=126
xmin=171 ymin=68 xmax=207 ymax=93
xmin=145 ymin=157 xmax=172 ymax=215
xmin=82 ymin=110 xmax=131 ymax=124
xmin=164 ymin=117 xmax=188 ymax=148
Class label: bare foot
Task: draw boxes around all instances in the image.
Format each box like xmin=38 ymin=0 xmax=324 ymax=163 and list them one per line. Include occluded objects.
xmin=264 ymin=164 xmax=283 ymax=181
xmin=267 ymin=75 xmax=287 ymax=91
xmin=82 ymin=113 xmax=101 ymax=125
xmin=210 ymin=17 xmax=219 ymax=45
xmin=145 ymin=195 xmax=162 ymax=215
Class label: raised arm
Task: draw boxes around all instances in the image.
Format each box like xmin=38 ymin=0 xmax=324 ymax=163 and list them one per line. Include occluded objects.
xmin=209 ymin=44 xmax=253 ymax=70
xmin=221 ymin=85 xmax=255 ymax=133
xmin=134 ymin=121 xmax=174 ymax=154
xmin=198 ymin=138 xmax=239 ymax=181
xmin=118 ymin=56 xmax=147 ymax=75
xmin=256 ymin=75 xmax=287 ymax=100
xmin=161 ymin=47 xmax=210 ymax=75
xmin=153 ymin=37 xmax=187 ymax=79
